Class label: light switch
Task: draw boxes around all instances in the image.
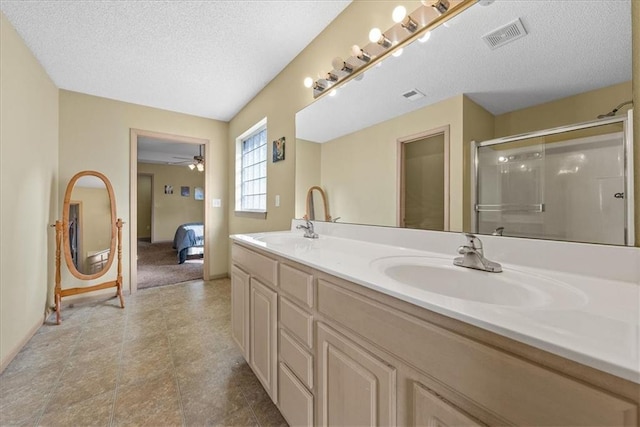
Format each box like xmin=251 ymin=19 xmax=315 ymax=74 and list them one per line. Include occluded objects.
xmin=212 ymin=198 xmax=221 ymax=208
xmin=275 ymin=195 xmax=280 ymax=207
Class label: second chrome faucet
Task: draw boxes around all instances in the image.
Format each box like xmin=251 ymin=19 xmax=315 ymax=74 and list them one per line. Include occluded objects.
xmin=453 ymin=233 xmax=502 ymax=273
xmin=297 ymin=219 xmax=318 ymax=239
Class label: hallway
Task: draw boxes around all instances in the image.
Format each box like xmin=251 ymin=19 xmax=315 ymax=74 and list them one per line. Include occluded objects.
xmin=0 ymin=279 xmax=286 ymax=426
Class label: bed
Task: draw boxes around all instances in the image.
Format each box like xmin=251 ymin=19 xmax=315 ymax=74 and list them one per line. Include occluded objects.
xmin=172 ymin=222 xmax=204 ymax=264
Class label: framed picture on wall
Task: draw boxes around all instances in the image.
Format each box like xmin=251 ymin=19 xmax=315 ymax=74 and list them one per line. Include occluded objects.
xmin=194 ymin=187 xmax=204 ymax=200
xmin=273 ymin=137 xmax=285 ymax=162
xmin=164 ymin=185 xmax=173 ymax=195
xmin=181 ymin=186 xmax=190 ymax=197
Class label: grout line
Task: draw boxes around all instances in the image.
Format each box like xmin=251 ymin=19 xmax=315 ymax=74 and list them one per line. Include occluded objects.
xmin=109 ymin=300 xmax=130 ymax=427
xmin=33 ymin=308 xmax=91 ymax=426
xmin=164 ymin=307 xmax=188 ymax=427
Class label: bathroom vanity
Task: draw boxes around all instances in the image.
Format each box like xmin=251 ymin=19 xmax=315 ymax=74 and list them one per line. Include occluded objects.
xmin=230 ymin=221 xmax=639 ymax=426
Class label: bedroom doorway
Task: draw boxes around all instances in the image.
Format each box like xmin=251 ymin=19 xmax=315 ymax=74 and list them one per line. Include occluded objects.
xmin=130 ymin=129 xmax=210 ymax=293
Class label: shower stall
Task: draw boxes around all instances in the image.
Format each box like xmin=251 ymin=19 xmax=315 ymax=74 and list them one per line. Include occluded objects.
xmin=471 ymin=111 xmax=634 ymax=246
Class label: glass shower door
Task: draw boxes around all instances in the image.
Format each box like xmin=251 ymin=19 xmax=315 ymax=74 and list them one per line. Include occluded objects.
xmin=474 ymin=119 xmax=631 ymax=245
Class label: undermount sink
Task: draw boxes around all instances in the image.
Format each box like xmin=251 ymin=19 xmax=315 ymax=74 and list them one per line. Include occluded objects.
xmin=370 ymin=256 xmax=587 ymax=309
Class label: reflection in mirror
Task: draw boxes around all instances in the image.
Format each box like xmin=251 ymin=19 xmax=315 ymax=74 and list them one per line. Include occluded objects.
xmin=63 ymin=171 xmax=116 ymax=278
xmin=68 ymin=176 xmax=112 ymax=274
xmin=305 ymin=186 xmax=331 ymax=222
xmin=473 ymin=119 xmax=633 ymax=245
xmin=295 ymin=0 xmax=634 ymax=246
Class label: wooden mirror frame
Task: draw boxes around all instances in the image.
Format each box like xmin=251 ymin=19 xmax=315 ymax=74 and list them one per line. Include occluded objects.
xmin=304 ymin=186 xmax=332 ymax=222
xmin=54 ymin=170 xmax=124 ymax=324
xmin=62 ymin=170 xmax=117 ymax=280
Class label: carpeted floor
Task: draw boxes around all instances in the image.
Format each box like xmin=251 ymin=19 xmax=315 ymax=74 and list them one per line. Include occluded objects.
xmin=137 ymin=241 xmax=203 ymax=289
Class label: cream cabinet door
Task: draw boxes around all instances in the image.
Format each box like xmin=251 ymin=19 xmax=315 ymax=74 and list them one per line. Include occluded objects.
xmin=250 ymin=278 xmax=278 ymax=403
xmin=230 ymin=266 xmax=250 ymax=361
xmin=412 ymin=382 xmax=486 ymax=427
xmin=317 ymin=322 xmax=396 ymax=427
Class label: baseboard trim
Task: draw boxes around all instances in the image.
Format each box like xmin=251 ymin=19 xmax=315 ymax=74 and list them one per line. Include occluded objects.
xmin=209 ymin=273 xmax=229 ymax=280
xmin=0 ymin=314 xmax=44 ymax=374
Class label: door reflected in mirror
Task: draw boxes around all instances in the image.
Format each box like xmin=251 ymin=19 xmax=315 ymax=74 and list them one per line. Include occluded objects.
xmin=294 ymin=0 xmax=634 ymax=246
xmin=63 ymin=171 xmax=116 ymax=278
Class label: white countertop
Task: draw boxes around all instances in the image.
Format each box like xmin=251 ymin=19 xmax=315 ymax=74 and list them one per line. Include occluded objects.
xmin=231 ymin=225 xmax=640 ymax=384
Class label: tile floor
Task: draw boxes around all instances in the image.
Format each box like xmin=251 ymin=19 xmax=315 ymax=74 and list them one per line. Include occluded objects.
xmin=0 ymin=279 xmax=288 ymax=426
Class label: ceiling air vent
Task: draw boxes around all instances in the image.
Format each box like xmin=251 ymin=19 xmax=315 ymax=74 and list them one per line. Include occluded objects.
xmin=482 ymin=18 xmax=527 ymax=50
xmin=402 ymin=89 xmax=425 ymax=101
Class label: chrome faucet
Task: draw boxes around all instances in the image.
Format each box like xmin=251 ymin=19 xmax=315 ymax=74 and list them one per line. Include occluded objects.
xmin=454 ymin=233 xmax=502 ymax=273
xmin=492 ymin=226 xmax=504 ymax=236
xmin=296 ymin=219 xmax=318 ymax=239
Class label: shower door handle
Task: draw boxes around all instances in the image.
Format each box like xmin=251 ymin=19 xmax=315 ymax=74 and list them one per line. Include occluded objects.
xmin=614 ymin=192 xmax=624 ymax=199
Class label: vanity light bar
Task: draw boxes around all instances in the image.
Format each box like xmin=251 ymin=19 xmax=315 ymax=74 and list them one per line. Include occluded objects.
xmin=306 ymin=0 xmax=478 ymax=99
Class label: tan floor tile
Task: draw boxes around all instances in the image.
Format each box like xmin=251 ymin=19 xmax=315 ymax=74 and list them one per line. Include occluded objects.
xmin=45 ymin=362 xmax=118 ymax=413
xmin=113 ymin=370 xmax=183 ymax=426
xmin=0 ymin=366 xmax=59 ymax=425
xmin=0 ymin=279 xmax=284 ymax=427
xmin=248 ymin=392 xmax=288 ymax=427
xmin=181 ymin=381 xmax=247 ymax=425
xmin=207 ymin=405 xmax=259 ymax=427
xmin=38 ymin=389 xmax=113 ymax=427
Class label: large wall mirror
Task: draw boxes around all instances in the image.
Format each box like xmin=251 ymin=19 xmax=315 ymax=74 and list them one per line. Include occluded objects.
xmin=54 ymin=170 xmax=124 ymax=324
xmin=295 ymin=0 xmax=634 ymax=246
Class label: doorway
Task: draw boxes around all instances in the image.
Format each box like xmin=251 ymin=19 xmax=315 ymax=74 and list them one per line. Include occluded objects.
xmin=398 ymin=126 xmax=450 ymax=231
xmin=129 ymin=129 xmax=210 ymax=293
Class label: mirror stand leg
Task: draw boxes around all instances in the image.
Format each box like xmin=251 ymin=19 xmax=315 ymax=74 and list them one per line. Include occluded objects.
xmin=55 ymin=294 xmax=61 ymax=325
xmin=116 ymin=218 xmax=125 ymax=309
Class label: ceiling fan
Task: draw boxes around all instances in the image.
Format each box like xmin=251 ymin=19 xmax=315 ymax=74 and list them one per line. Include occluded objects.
xmin=170 ymin=144 xmax=204 ymax=172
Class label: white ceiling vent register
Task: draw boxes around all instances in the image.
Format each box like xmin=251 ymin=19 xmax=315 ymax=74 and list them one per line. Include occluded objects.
xmin=482 ymin=18 xmax=527 ymax=50
xmin=402 ymin=89 xmax=425 ymax=101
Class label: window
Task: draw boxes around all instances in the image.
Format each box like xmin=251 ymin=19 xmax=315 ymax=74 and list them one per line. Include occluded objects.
xmin=236 ymin=118 xmax=267 ymax=216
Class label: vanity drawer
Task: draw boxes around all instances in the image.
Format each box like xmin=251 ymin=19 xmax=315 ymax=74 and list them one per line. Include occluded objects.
xmin=317 ymin=278 xmax=638 ymax=426
xmin=278 ymin=362 xmax=313 ymax=427
xmin=279 ymin=328 xmax=313 ymax=389
xmin=279 ymin=263 xmax=314 ymax=308
xmin=280 ymin=296 xmax=313 ymax=349
xmin=232 ymin=244 xmax=277 ymax=287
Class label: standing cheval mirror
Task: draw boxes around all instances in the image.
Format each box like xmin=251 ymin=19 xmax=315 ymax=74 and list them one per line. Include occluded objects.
xmin=53 ymin=170 xmax=125 ymax=324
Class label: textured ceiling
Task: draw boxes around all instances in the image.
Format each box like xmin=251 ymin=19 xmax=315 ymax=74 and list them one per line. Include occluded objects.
xmin=297 ymin=0 xmax=632 ymax=143
xmin=0 ymin=0 xmax=351 ymax=121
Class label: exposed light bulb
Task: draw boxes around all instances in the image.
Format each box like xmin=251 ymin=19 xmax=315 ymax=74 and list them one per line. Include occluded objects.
xmin=392 ymin=5 xmax=407 ymax=23
xmin=369 ymin=28 xmax=392 ymax=48
xmin=196 ymin=163 xmax=204 ymax=172
xmin=392 ymin=48 xmax=403 ymax=57
xmin=369 ymin=28 xmax=382 ymax=44
xmin=303 ymin=77 xmax=313 ymax=88
xmin=329 ymin=89 xmax=337 ymax=97
xmin=188 ymin=163 xmax=196 ymax=170
xmin=418 ymin=31 xmax=431 ymax=43
xmin=332 ymin=56 xmax=353 ymax=73
xmin=351 ymin=44 xmax=371 ymax=62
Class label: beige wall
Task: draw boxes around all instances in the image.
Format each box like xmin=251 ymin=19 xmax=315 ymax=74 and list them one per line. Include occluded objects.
xmin=0 ymin=12 xmax=59 ymax=369
xmin=295 ymin=139 xmax=322 ymax=219
xmin=137 ymin=163 xmax=205 ymax=242
xmin=317 ymin=95 xmax=464 ymax=228
xmin=228 ymin=1 xmax=402 ymax=238
xmin=494 ymin=81 xmax=632 ymax=138
xmin=58 ymin=90 xmax=229 ymax=290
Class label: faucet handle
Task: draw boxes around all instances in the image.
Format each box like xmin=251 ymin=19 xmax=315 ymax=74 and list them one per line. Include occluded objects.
xmin=463 ymin=233 xmax=483 ymax=254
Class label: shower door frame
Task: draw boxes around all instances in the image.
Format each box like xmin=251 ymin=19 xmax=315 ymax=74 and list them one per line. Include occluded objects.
xmin=470 ymin=109 xmax=634 ymax=246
